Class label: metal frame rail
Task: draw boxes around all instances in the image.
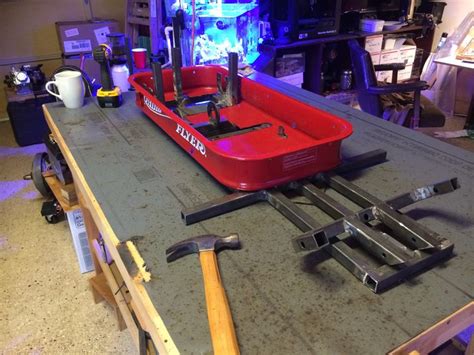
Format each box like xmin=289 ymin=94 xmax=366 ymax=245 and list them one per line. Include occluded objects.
xmin=181 ymin=150 xmax=459 ymax=293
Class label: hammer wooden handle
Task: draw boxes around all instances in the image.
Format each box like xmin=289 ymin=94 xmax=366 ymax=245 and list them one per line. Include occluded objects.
xmin=199 ymin=250 xmax=240 ymax=355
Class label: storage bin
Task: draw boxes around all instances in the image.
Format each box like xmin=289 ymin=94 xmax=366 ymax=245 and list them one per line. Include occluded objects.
xmin=360 ymin=19 xmax=385 ymax=33
xmin=6 ymin=91 xmax=55 ymax=146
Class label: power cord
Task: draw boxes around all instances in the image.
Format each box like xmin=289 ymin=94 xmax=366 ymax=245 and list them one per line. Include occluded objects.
xmin=49 ymin=65 xmax=96 ymax=97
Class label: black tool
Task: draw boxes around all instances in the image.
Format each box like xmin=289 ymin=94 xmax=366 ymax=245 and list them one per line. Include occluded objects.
xmin=93 ymin=45 xmax=123 ymax=108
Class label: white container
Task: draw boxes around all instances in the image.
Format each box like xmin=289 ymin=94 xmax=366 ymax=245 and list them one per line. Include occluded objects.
xmin=360 ymin=19 xmax=385 ymax=33
xmin=111 ymin=64 xmax=130 ymax=92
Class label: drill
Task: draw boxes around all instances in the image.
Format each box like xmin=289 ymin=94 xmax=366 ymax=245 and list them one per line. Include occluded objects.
xmin=93 ymin=44 xmax=123 ymax=108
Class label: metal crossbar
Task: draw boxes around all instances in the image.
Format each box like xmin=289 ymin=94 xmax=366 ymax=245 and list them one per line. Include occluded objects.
xmin=181 ymin=150 xmax=459 ymax=293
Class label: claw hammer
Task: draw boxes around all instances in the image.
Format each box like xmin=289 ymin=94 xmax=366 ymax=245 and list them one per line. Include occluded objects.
xmin=166 ymin=234 xmax=241 ymax=354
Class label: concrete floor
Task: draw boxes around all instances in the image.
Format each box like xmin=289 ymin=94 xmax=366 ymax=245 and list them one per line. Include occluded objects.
xmin=0 ymin=122 xmax=136 ymax=354
xmin=417 ymin=115 xmax=474 ymax=153
xmin=0 ymin=112 xmax=473 ymax=354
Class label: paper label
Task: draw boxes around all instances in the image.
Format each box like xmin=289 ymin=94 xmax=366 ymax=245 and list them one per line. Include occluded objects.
xmin=64 ymin=28 xmax=79 ymax=38
xmin=64 ymin=39 xmax=92 ymax=53
xmin=72 ymin=209 xmax=84 ymax=229
xmin=94 ymin=26 xmax=110 ymax=45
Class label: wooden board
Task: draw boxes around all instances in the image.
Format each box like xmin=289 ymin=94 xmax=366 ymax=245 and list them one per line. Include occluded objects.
xmin=389 ymin=302 xmax=474 ymax=354
xmin=43 ymin=172 xmax=79 ymax=212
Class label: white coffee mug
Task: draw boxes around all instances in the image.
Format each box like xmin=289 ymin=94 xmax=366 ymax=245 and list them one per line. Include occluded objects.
xmin=45 ymin=71 xmax=85 ymax=109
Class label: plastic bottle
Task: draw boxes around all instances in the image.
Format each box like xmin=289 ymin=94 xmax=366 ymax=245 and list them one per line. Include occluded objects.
xmin=111 ymin=64 xmax=130 ymax=92
xmin=436 ymin=32 xmax=448 ymax=51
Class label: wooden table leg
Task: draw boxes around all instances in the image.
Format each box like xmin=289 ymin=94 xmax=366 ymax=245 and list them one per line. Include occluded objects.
xmin=77 ymin=187 xmax=130 ymax=331
xmin=464 ymin=93 xmax=474 ymax=130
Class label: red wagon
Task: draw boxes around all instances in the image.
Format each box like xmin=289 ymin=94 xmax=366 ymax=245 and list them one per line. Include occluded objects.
xmin=129 ymin=64 xmax=352 ymax=191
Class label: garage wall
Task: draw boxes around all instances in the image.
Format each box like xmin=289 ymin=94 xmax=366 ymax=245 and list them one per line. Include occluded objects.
xmin=433 ymin=0 xmax=474 ymax=44
xmin=0 ymin=0 xmax=126 ymax=119
xmin=432 ymin=1 xmax=474 ymax=115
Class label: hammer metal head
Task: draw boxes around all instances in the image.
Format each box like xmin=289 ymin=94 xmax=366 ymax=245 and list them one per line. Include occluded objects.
xmin=166 ymin=233 xmax=240 ymax=263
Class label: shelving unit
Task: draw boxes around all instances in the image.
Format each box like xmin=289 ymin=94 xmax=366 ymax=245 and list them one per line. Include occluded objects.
xmin=256 ymin=25 xmax=435 ymax=95
xmin=125 ymin=0 xmax=163 ymax=56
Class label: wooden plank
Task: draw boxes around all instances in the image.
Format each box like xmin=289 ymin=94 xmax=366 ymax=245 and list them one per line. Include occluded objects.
xmin=128 ymin=16 xmax=150 ymax=26
xmin=43 ymin=174 xmax=79 ymax=212
xmin=90 ymin=248 xmax=137 ymax=335
xmin=390 ymin=302 xmax=474 ymax=354
xmin=43 ymin=104 xmax=179 ymax=354
xmin=89 ymin=272 xmax=118 ymax=307
xmin=466 ymin=332 xmax=474 ymax=355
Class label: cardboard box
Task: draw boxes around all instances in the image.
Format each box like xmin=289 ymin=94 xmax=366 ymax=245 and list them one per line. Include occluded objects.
xmin=377 ymin=49 xmax=401 ymax=82
xmin=364 ymin=35 xmax=383 ymax=54
xmin=56 ymin=20 xmax=120 ymax=55
xmin=275 ymin=53 xmax=305 ymax=78
xmin=370 ymin=52 xmax=381 ymax=66
xmin=398 ymin=64 xmax=413 ymax=82
xmin=63 ymin=54 xmax=101 ymax=84
xmin=277 ymin=72 xmax=304 ymax=88
xmin=399 ymin=45 xmax=417 ymax=65
xmin=383 ymin=37 xmax=407 ymax=50
xmin=377 ymin=70 xmax=393 ymax=82
xmin=66 ymin=209 xmax=94 ymax=273
xmin=379 ymin=49 xmax=401 ymax=64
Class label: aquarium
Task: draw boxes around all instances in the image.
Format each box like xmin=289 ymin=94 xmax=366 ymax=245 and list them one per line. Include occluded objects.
xmin=165 ymin=1 xmax=260 ymax=65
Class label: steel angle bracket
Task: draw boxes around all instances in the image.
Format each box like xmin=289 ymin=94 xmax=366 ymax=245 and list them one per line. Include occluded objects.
xmin=293 ymin=177 xmax=459 ymax=293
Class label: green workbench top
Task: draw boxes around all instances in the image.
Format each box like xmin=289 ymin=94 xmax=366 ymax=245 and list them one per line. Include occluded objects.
xmin=45 ymin=73 xmax=474 ymax=354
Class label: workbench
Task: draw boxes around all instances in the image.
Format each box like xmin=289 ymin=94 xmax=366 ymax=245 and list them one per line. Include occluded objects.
xmin=43 ymin=72 xmax=474 ymax=354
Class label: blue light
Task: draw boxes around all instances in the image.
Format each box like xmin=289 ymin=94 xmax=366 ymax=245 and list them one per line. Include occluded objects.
xmin=165 ymin=1 xmax=260 ymax=65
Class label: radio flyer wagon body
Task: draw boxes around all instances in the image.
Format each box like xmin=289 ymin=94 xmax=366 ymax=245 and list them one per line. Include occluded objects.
xmin=129 ymin=54 xmax=352 ymax=191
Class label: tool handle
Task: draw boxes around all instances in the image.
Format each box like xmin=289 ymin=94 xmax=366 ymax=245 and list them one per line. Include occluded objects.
xmin=99 ymin=61 xmax=114 ymax=92
xmin=199 ymin=250 xmax=240 ymax=355
xmin=93 ymin=46 xmax=114 ymax=91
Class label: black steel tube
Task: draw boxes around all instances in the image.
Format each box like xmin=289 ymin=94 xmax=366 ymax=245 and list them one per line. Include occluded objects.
xmin=171 ymin=17 xmax=181 ymax=48
xmin=151 ymin=61 xmax=165 ymax=103
xmin=182 ymin=191 xmax=265 ymax=225
xmin=125 ymin=36 xmax=134 ymax=75
xmin=227 ymin=52 xmax=239 ymax=105
xmin=172 ymin=47 xmax=184 ymax=102
xmin=333 ymin=149 xmax=387 ymax=175
xmin=266 ymin=191 xmax=320 ymax=232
